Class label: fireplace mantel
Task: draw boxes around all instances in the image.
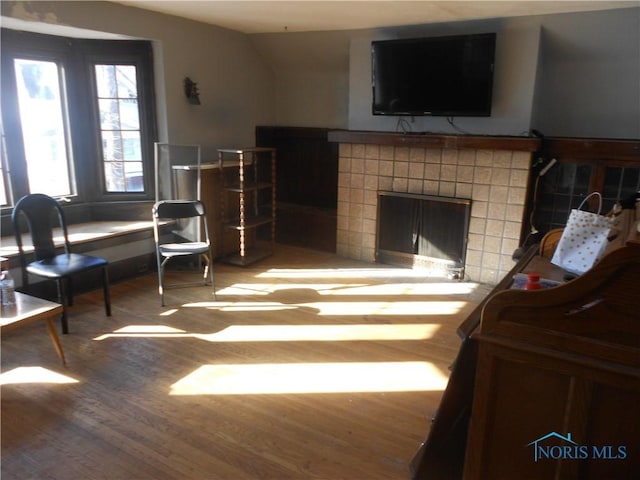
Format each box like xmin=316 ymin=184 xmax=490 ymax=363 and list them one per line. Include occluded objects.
xmin=328 ymin=130 xmax=540 ymax=152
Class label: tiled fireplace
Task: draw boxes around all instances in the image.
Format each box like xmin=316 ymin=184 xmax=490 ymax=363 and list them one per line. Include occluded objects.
xmin=332 ymin=133 xmax=536 ymax=285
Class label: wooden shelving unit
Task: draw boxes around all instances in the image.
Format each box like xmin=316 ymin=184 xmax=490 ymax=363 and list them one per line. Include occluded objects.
xmin=217 ymin=147 xmax=276 ymax=266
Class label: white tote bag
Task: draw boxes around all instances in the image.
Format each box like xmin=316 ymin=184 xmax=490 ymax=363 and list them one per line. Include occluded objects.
xmin=551 ymin=192 xmax=615 ymax=275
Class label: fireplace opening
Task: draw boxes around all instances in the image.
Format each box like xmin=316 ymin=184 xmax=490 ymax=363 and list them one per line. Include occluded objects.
xmin=376 ymin=192 xmax=471 ymax=278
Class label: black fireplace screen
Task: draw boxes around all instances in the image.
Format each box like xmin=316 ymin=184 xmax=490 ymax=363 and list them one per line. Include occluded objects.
xmin=377 ymin=192 xmax=471 ymax=267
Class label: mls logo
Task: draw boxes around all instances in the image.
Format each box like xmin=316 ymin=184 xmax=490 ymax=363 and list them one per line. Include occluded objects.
xmin=527 ymin=432 xmax=627 ymax=462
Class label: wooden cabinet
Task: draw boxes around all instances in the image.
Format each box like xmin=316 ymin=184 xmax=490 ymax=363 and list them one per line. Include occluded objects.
xmin=217 ymin=148 xmax=276 ymax=266
xmin=411 ymin=242 xmax=640 ymax=479
xmin=464 ymin=244 xmax=640 ymax=478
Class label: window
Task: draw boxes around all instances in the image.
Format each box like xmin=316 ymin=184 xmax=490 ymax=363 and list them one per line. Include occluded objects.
xmin=14 ymin=58 xmax=74 ymax=197
xmin=95 ymin=64 xmax=143 ymax=192
xmin=0 ymin=29 xmax=156 ymax=209
xmin=0 ymin=125 xmax=10 ymax=207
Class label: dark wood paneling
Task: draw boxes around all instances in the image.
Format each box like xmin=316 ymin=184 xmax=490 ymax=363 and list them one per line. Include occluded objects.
xmin=256 ymin=126 xmax=338 ymax=252
xmin=256 ymin=126 xmax=338 ymax=209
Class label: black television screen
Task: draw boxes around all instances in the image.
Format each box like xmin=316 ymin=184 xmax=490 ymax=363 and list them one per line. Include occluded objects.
xmin=372 ymin=33 xmax=496 ymax=117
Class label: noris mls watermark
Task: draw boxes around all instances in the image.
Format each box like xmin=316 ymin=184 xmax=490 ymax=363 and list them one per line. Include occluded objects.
xmin=527 ymin=432 xmax=627 ymax=463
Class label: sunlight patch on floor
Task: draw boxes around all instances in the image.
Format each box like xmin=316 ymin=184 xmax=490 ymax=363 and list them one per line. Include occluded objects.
xmin=93 ymin=323 xmax=440 ymax=342
xmin=93 ymin=324 xmax=187 ymax=340
xmin=0 ymin=366 xmax=79 ymax=385
xmin=300 ymin=300 xmax=466 ymax=316
xmin=182 ymin=300 xmax=466 ymax=315
xmin=320 ymin=282 xmax=478 ymax=295
xmin=216 ymin=283 xmax=361 ymax=295
xmin=256 ymin=266 xmax=465 ymax=280
xmin=217 ymin=282 xmax=478 ymax=296
xmin=197 ymin=323 xmax=441 ymax=342
xmin=118 ymin=325 xmax=185 ymax=333
xmin=170 ymin=361 xmax=449 ymax=395
xmin=196 ymin=301 xmax=298 ymax=312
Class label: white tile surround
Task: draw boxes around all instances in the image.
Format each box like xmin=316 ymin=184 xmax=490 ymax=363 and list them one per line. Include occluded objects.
xmin=336 ymin=143 xmax=533 ymax=285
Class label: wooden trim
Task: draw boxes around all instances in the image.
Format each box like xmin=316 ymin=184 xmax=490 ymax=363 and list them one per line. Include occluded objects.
xmin=544 ymin=137 xmax=640 ymax=163
xmin=328 ymin=130 xmax=540 ymax=152
xmin=256 ymin=125 xmax=331 ymax=140
xmin=327 ymin=131 xmax=640 ymax=162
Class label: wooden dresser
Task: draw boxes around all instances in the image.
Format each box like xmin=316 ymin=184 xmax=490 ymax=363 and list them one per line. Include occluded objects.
xmin=411 ymin=236 xmax=640 ymax=479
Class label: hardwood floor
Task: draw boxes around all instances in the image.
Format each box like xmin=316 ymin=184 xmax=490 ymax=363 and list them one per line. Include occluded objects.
xmin=1 ymin=245 xmax=491 ymax=480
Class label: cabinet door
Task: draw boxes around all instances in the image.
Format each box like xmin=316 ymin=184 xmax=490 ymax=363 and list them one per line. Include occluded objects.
xmin=464 ymin=341 xmax=640 ymax=479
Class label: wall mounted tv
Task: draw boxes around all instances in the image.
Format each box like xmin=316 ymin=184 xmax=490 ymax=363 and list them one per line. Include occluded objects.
xmin=372 ymin=33 xmax=496 ymax=117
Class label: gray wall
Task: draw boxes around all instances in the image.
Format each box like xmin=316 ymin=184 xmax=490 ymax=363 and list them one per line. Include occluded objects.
xmin=253 ymin=7 xmax=639 ymax=138
xmin=251 ymin=31 xmax=351 ymax=128
xmin=345 ymin=17 xmax=542 ymax=136
xmin=3 ymin=2 xmax=639 ymax=141
xmin=531 ymin=7 xmax=640 ymax=138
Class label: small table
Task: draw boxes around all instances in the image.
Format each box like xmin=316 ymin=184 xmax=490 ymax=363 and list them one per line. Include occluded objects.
xmin=1 ymin=292 xmax=66 ymax=365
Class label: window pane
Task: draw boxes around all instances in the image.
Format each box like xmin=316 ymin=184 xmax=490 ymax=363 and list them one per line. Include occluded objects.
xmin=115 ymin=66 xmax=137 ymax=98
xmin=538 ymin=163 xmax=594 ymax=233
xmin=0 ymin=169 xmax=6 ymax=205
xmin=95 ymin=64 xmax=117 ymax=97
xmin=99 ymin=99 xmax=121 ymax=130
xmin=96 ymin=63 xmax=143 ymax=192
xmin=124 ymin=162 xmax=144 ymax=191
xmin=102 ymin=130 xmax=123 ymax=161
xmin=122 ymin=131 xmax=141 ymax=160
xmin=120 ymin=99 xmax=140 ymax=130
xmin=0 ymin=127 xmax=9 ymax=206
xmin=603 ymin=166 xmax=640 ymax=212
xmin=0 ymin=159 xmax=7 ymax=206
xmin=104 ymin=161 xmax=124 ymax=191
xmin=14 ymin=58 xmax=73 ymax=197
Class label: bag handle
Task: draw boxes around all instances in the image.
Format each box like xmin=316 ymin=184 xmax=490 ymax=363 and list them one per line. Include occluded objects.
xmin=578 ymin=192 xmax=603 ymax=214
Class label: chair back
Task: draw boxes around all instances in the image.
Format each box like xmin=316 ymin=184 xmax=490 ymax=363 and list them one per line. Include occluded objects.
xmin=154 ymin=143 xmax=201 ymax=203
xmin=153 ymin=200 xmax=208 ymax=244
xmin=153 ymin=200 xmax=205 ymax=220
xmin=12 ymin=193 xmax=71 ymax=261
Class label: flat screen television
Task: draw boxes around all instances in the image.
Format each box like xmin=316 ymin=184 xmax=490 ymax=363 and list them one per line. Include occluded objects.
xmin=372 ymin=33 xmax=496 ymax=117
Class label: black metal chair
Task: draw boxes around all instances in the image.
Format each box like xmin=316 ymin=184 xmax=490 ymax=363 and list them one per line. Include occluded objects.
xmin=152 ymin=200 xmax=216 ymax=306
xmin=11 ymin=193 xmax=111 ymax=334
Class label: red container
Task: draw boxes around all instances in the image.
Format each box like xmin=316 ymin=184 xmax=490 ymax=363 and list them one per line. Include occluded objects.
xmin=525 ymin=273 xmax=542 ymax=290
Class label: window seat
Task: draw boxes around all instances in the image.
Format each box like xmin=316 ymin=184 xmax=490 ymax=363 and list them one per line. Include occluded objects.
xmin=0 ymin=220 xmax=157 ymax=258
xmin=0 ymin=220 xmax=167 ymax=289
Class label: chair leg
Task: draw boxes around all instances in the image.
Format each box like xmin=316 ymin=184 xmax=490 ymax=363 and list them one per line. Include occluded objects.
xmin=202 ymin=254 xmax=209 ymax=285
xmin=57 ymin=279 xmax=69 ymax=334
xmin=159 ymin=257 xmax=169 ymax=307
xmin=102 ymin=266 xmax=112 ymax=316
xmin=156 ymin=251 xmax=165 ymax=306
xmin=205 ymin=253 xmax=216 ymax=301
xmin=67 ymin=277 xmax=74 ymax=306
xmin=59 ymin=308 xmax=69 ymax=335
